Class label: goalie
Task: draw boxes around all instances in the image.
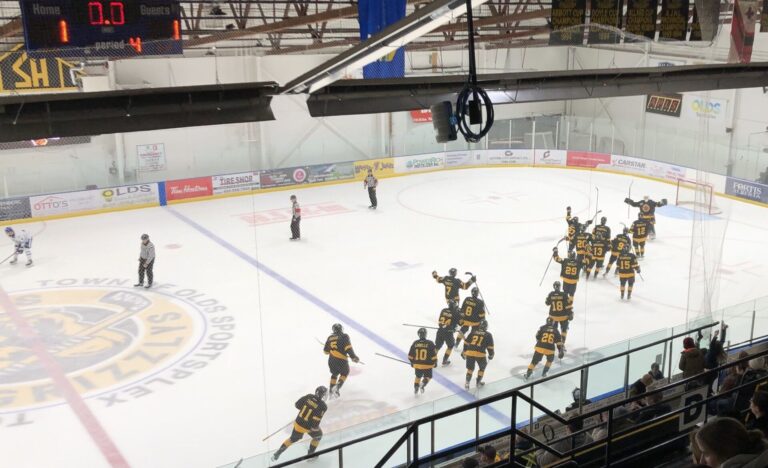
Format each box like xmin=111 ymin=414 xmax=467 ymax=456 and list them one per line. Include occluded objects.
xmin=624 ymin=195 xmax=667 ymax=240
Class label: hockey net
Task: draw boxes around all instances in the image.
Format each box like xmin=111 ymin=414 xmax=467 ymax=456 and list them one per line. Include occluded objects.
xmin=675 ymin=178 xmax=722 ymax=215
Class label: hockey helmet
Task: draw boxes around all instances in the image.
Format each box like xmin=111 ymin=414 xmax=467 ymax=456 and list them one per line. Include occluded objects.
xmin=315 ymin=386 xmax=328 ymax=401
xmin=471 ymin=287 xmax=479 ymax=297
xmin=478 ymin=320 xmax=488 ymax=331
xmin=545 ymin=317 xmax=555 ymax=326
xmin=449 ymin=268 xmax=457 ymax=277
xmin=448 ymin=299 xmax=458 ymax=311
xmin=572 ymin=216 xmax=579 ymax=223
xmin=553 ymin=281 xmax=561 ymax=291
xmin=572 ymin=387 xmax=581 ymax=402
xmin=643 ymin=195 xmax=649 ymax=201
xmin=568 ymin=250 xmax=576 ymax=259
xmin=141 ymin=233 xmax=149 ymax=240
xmin=332 ymin=323 xmax=343 ymax=334
xmin=4 ymin=227 xmax=14 ymax=237
xmin=417 ymin=327 xmax=428 ymax=339
xmin=600 ymin=216 xmax=607 ymax=225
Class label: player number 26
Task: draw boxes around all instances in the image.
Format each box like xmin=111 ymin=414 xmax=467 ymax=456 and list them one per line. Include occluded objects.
xmin=542 ymin=333 xmax=555 ymax=344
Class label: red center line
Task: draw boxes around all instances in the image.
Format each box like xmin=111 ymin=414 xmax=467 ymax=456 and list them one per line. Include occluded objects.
xmin=0 ymin=287 xmax=130 ymax=468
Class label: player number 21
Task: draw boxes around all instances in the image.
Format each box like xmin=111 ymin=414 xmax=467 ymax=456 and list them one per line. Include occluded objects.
xmin=470 ymin=335 xmax=484 ymax=346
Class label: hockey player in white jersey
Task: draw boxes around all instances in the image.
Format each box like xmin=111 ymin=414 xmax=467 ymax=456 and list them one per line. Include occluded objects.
xmin=4 ymin=227 xmax=33 ymax=266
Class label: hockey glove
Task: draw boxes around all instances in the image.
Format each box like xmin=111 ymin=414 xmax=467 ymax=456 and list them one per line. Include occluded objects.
xmin=624 ymin=197 xmax=632 ymax=204
xmin=15 ymin=247 xmax=23 ymax=254
xmin=432 ymin=271 xmax=438 ymax=279
xmin=661 ymin=198 xmax=668 ymax=206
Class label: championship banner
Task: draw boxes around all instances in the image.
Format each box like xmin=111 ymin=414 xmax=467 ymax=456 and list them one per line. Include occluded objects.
xmin=549 ymin=0 xmax=587 ymax=45
xmin=358 ymin=0 xmax=406 ymax=79
xmin=690 ymin=6 xmax=703 ymax=41
xmin=625 ymin=0 xmax=659 ymax=40
xmin=659 ymin=0 xmax=689 ymax=41
xmin=0 ymin=44 xmax=81 ymax=93
xmin=729 ymin=0 xmax=759 ymax=64
xmin=587 ymin=0 xmax=621 ymax=44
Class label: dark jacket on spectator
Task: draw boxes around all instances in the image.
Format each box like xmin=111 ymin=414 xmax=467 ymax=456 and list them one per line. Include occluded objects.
xmin=746 ymin=416 xmax=768 ymax=438
xmin=631 ymin=403 xmax=673 ymax=424
xmin=535 ymin=432 xmax=592 ymax=466
xmin=720 ymin=448 xmax=768 ymax=468
xmin=679 ymin=347 xmax=706 ymax=379
xmin=705 ymin=328 xmax=727 ymax=370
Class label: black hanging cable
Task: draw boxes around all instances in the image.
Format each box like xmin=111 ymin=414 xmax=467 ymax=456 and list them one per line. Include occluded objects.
xmin=455 ymin=0 xmax=494 ymax=143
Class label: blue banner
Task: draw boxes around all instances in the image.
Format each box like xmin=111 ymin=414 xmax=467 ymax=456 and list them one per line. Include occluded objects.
xmin=725 ymin=177 xmax=768 ymax=204
xmin=358 ymin=0 xmax=406 ymax=79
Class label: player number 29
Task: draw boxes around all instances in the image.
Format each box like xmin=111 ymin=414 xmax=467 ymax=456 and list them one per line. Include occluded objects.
xmin=565 ymin=266 xmax=577 ymax=275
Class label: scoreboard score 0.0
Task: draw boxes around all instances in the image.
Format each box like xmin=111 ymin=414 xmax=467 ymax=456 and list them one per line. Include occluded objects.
xmin=20 ymin=1 xmax=182 ymax=57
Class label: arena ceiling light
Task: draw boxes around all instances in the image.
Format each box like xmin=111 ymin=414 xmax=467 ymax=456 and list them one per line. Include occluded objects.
xmin=282 ymin=0 xmax=489 ymax=95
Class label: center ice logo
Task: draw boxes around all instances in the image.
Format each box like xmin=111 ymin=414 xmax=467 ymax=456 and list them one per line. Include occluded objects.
xmin=0 ymin=280 xmax=234 ymax=416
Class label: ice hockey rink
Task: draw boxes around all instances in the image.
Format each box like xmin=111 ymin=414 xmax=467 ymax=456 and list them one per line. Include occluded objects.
xmin=1 ymin=166 xmax=767 ymax=468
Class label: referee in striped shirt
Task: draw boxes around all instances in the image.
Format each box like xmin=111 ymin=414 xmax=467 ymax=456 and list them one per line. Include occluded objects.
xmin=364 ymin=169 xmax=378 ymax=209
xmin=135 ymin=233 xmax=155 ymax=289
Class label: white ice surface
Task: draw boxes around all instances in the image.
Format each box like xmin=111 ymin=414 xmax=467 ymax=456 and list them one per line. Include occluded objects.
xmin=0 ymin=167 xmax=766 ymax=468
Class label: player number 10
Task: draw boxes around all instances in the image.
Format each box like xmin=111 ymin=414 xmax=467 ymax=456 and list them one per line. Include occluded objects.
xmin=89 ymin=1 xmax=126 ymax=26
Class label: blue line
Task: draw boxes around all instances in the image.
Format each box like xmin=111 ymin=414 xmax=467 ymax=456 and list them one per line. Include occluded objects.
xmin=164 ymin=206 xmax=509 ymax=425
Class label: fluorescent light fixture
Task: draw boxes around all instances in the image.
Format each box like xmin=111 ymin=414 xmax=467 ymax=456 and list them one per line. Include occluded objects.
xmin=283 ymin=0 xmax=489 ymax=94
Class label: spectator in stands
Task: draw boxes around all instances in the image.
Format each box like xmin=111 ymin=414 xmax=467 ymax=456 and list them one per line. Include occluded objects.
xmin=690 ymin=428 xmax=704 ymax=464
xmin=735 ymin=359 xmax=768 ymax=413
xmin=649 ymin=362 xmax=664 ymax=381
xmin=746 ymin=390 xmax=768 ymax=437
xmin=630 ymin=373 xmax=654 ymax=398
xmin=535 ymin=417 xmax=592 ymax=466
xmin=478 ymin=445 xmax=501 ymax=464
xmin=565 ymin=388 xmax=591 ymax=412
xmin=704 ymin=325 xmax=728 ymax=393
xmin=696 ymin=417 xmax=768 ymax=467
xmin=462 ymin=458 xmax=480 ymax=468
xmin=629 ymin=383 xmax=673 ymax=424
xmin=591 ymin=406 xmax=631 ymax=441
xmin=679 ymin=336 xmax=706 ymax=388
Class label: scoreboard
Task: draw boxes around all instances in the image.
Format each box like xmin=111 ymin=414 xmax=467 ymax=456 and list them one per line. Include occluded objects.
xmin=19 ymin=1 xmax=183 ymax=57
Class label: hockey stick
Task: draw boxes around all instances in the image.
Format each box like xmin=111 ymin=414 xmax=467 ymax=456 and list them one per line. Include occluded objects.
xmin=0 ymin=252 xmax=15 ymax=266
xmin=538 ymin=237 xmax=566 ymax=286
xmin=638 ymin=272 xmax=645 ymax=282
xmin=402 ymin=323 xmax=439 ymax=329
xmin=262 ymin=421 xmax=294 ymax=441
xmin=595 ymin=187 xmax=600 ymax=216
xmin=464 ymin=272 xmax=491 ymax=316
xmin=627 ymin=181 xmax=634 ymax=220
xmin=589 ymin=209 xmax=603 ymax=225
xmin=375 ymin=352 xmax=411 ymax=365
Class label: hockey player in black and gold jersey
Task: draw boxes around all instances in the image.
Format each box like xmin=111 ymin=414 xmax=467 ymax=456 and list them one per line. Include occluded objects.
xmin=324 ymin=323 xmax=360 ymax=399
xmin=524 ymin=318 xmax=564 ymax=380
xmin=432 ymin=268 xmax=475 ymax=303
xmin=574 ymin=228 xmax=593 ymax=271
xmin=590 ymin=233 xmax=610 ymax=278
xmin=592 ymin=216 xmax=611 ymax=241
xmin=630 ymin=214 xmax=650 ymax=258
xmin=625 ymin=196 xmax=667 ymax=239
xmin=435 ymin=300 xmax=459 ymax=366
xmin=272 ymin=386 xmax=328 ymax=461
xmin=408 ymin=328 xmax=438 ymax=394
xmin=617 ymin=246 xmax=641 ymax=300
xmin=462 ymin=320 xmax=494 ymax=390
xmin=582 ymin=242 xmax=597 ymax=279
xmin=455 ymin=287 xmax=486 ymax=348
xmin=553 ymin=247 xmax=581 ymax=296
xmin=546 ymin=281 xmax=573 ymax=345
xmin=604 ymin=229 xmax=631 ymax=276
xmin=566 ymin=207 xmax=593 ymax=253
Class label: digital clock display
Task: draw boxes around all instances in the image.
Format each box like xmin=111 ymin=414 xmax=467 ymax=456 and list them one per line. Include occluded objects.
xmin=20 ymin=0 xmax=182 ymax=57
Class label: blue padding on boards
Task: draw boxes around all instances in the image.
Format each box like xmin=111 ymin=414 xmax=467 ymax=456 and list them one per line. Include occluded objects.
xmin=358 ymin=0 xmax=406 ymax=79
xmin=158 ymin=182 xmax=167 ymax=206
